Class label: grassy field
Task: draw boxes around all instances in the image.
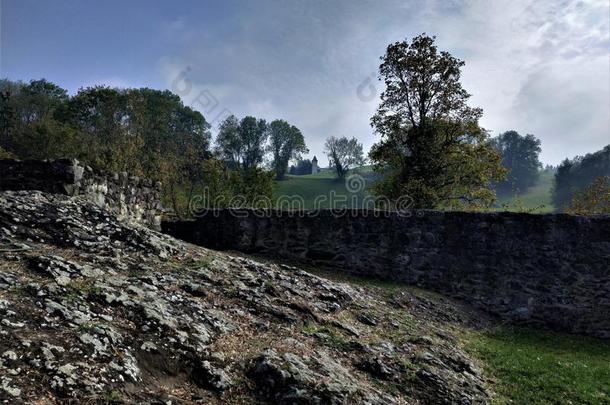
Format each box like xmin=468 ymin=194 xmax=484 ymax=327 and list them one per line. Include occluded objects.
xmin=461 ymin=327 xmax=610 ymax=404
xmin=274 ymin=167 xmax=557 ymax=212
xmin=273 ymin=168 xmax=376 ymax=209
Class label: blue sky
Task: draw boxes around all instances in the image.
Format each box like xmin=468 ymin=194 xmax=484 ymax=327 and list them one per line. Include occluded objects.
xmin=2 ymin=0 xmax=609 ymax=165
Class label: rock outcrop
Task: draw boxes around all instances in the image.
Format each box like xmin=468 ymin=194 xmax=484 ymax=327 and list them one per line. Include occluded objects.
xmin=0 ymin=190 xmax=490 ymax=403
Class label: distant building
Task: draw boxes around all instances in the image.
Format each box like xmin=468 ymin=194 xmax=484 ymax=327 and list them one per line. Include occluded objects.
xmin=311 ymin=156 xmax=319 ymax=174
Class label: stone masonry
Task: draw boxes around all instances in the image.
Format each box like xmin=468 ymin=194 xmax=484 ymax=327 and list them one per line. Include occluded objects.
xmin=163 ymin=209 xmax=610 ymax=338
xmin=0 ymin=159 xmax=162 ymax=229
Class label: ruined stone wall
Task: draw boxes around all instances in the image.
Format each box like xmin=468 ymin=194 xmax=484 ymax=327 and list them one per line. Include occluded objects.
xmin=0 ymin=159 xmax=162 ymax=229
xmin=163 ymin=209 xmax=610 ymax=338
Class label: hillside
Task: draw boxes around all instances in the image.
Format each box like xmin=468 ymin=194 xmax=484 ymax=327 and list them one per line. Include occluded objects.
xmin=275 ymin=168 xmax=556 ymax=212
xmin=0 ymin=190 xmax=487 ymax=403
xmin=494 ymin=169 xmax=556 ymax=213
xmin=273 ymin=167 xmax=376 ymax=209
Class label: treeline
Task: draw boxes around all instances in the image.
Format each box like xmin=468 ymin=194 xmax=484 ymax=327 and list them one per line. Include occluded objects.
xmin=488 ymin=130 xmax=608 ymax=213
xmin=553 ymin=145 xmax=609 ymax=212
xmin=1 ymin=74 xmax=607 ymax=215
xmin=0 ymin=79 xmax=306 ymax=217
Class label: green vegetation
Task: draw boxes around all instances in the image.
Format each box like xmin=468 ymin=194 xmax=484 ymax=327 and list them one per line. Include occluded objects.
xmin=268 ymin=119 xmax=307 ymax=180
xmin=324 ymin=136 xmax=366 ymax=179
xmin=553 ymin=145 xmax=610 ymax=211
xmin=566 ymin=176 xmax=610 ymax=215
xmin=490 ymin=130 xmax=543 ymax=196
xmin=494 ymin=168 xmax=555 ymax=213
xmin=0 ymin=79 xmax=276 ymax=218
xmin=273 ymin=168 xmax=374 ymax=209
xmin=302 ymin=324 xmax=354 ymax=351
xmin=462 ymin=327 xmax=610 ymax=404
xmin=370 ymin=34 xmax=506 ymax=209
xmin=274 ymin=166 xmax=556 ymax=212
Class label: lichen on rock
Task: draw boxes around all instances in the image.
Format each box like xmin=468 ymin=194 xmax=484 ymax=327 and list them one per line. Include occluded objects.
xmin=0 ymin=190 xmax=490 ymax=403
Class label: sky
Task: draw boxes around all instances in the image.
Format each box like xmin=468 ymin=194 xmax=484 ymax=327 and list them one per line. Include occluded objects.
xmin=1 ymin=0 xmax=609 ymax=165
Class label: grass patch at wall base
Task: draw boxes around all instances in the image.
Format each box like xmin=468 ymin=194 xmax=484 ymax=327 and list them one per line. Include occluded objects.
xmin=461 ymin=326 xmax=610 ymax=404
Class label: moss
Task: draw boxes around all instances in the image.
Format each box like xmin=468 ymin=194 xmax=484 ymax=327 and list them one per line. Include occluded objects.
xmin=302 ymin=324 xmax=354 ymax=351
xmin=104 ymin=389 xmax=122 ymax=404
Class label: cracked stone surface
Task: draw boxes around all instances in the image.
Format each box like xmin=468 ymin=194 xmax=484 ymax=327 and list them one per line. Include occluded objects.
xmin=0 ymin=191 xmax=491 ymax=403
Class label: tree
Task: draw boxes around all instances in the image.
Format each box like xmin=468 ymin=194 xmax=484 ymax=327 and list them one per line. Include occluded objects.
xmin=553 ymin=145 xmax=610 ymax=211
xmin=0 ymin=77 xmax=280 ymax=217
xmin=566 ymin=176 xmax=610 ymax=215
xmin=215 ymin=115 xmax=242 ymax=169
xmin=324 ymin=136 xmax=365 ymax=178
xmin=58 ymin=86 xmax=129 ymax=170
xmin=215 ymin=115 xmax=268 ymax=172
xmin=369 ymin=34 xmax=505 ymax=209
xmin=268 ymin=119 xmax=308 ymax=180
xmin=490 ymin=130 xmax=542 ymax=195
xmin=240 ymin=116 xmax=268 ymax=172
xmin=1 ymin=79 xmax=74 ymax=157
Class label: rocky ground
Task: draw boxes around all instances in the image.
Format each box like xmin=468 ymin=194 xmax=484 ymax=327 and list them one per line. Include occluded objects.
xmin=0 ymin=190 xmax=492 ymax=404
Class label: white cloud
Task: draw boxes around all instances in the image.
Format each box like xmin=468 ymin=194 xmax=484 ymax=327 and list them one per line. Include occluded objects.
xmin=158 ymin=0 xmax=609 ymax=165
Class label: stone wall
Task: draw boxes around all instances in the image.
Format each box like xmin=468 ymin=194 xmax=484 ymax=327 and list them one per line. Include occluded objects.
xmin=0 ymin=159 xmax=162 ymax=229
xmin=163 ymin=209 xmax=610 ymax=338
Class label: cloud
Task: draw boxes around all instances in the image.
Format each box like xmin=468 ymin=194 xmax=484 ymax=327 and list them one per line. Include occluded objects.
xmin=158 ymin=0 xmax=609 ymax=165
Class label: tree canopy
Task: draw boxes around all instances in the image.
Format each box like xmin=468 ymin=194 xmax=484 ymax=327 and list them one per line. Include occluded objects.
xmin=324 ymin=136 xmax=365 ymax=179
xmin=566 ymin=176 xmax=610 ymax=215
xmin=553 ymin=145 xmax=610 ymax=211
xmin=268 ymin=119 xmax=307 ymax=180
xmin=369 ymin=34 xmax=505 ymax=209
xmin=0 ymin=79 xmax=277 ymax=217
xmin=490 ymin=130 xmax=542 ymax=195
xmin=215 ymin=115 xmax=270 ymax=172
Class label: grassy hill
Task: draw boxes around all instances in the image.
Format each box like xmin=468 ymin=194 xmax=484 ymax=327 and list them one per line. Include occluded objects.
xmin=274 ymin=167 xmax=556 ymax=212
xmin=494 ymin=169 xmax=555 ymax=213
xmin=274 ymin=168 xmax=375 ymax=209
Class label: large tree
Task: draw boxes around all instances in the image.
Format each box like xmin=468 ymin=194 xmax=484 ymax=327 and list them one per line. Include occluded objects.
xmin=0 ymin=79 xmax=82 ymax=161
xmin=268 ymin=119 xmax=307 ymax=180
xmin=324 ymin=136 xmax=365 ymax=179
xmin=240 ymin=116 xmax=268 ymax=172
xmin=369 ymin=34 xmax=505 ymax=209
xmin=215 ymin=115 xmax=268 ymax=172
xmin=215 ymin=115 xmax=242 ymax=169
xmin=490 ymin=130 xmax=542 ymax=195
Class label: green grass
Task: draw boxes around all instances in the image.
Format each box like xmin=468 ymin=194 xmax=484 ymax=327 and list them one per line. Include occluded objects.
xmin=275 ymin=167 xmax=557 ymax=213
xmin=462 ymin=326 xmax=610 ymax=404
xmin=495 ymin=169 xmax=555 ymax=213
xmin=273 ymin=168 xmax=375 ymax=209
